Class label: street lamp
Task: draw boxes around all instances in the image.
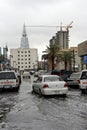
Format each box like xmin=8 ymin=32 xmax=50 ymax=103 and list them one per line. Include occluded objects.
xmin=73 ymin=49 xmax=75 ymax=72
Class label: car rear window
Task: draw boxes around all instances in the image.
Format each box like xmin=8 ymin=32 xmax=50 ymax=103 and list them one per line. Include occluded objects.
xmin=70 ymin=73 xmax=80 ymax=78
xmin=0 ymin=72 xmax=16 ymax=80
xmin=44 ymin=76 xmax=63 ymax=82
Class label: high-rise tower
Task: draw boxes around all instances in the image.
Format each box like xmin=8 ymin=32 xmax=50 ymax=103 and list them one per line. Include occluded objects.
xmin=20 ymin=24 xmax=29 ymax=48
xmin=55 ymin=30 xmax=69 ymax=49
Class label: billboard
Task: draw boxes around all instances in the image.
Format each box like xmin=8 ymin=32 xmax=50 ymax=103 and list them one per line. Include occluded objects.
xmin=83 ymin=56 xmax=87 ymax=63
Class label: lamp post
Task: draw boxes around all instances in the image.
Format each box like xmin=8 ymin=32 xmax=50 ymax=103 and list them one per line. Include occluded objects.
xmin=73 ymin=49 xmax=75 ymax=72
xmin=13 ymin=61 xmax=16 ymax=69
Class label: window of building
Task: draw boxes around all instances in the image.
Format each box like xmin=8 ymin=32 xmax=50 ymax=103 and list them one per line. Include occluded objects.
xmin=25 ymin=55 xmax=27 ymax=57
xmin=18 ymin=51 xmax=20 ymax=53
xmin=25 ymin=51 xmax=27 ymax=53
xmin=21 ymin=51 xmax=23 ymax=53
xmin=28 ymin=51 xmax=30 ymax=53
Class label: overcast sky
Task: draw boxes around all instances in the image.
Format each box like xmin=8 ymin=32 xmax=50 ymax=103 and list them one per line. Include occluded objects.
xmin=0 ymin=0 xmax=87 ymax=57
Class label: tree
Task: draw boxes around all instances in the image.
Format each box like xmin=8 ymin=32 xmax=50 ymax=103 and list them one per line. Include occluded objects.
xmin=58 ymin=50 xmax=73 ymax=70
xmin=42 ymin=43 xmax=60 ymax=70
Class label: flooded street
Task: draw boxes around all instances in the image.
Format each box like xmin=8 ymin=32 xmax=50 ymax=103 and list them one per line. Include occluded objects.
xmin=0 ymin=77 xmax=87 ymax=130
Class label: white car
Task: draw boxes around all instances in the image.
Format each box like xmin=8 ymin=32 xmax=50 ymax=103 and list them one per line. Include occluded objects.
xmin=22 ymin=71 xmax=30 ymax=79
xmin=79 ymin=69 xmax=87 ymax=94
xmin=32 ymin=75 xmax=68 ymax=97
xmin=0 ymin=70 xmax=20 ymax=91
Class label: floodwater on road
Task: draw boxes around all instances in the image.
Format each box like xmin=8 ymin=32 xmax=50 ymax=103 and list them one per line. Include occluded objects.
xmin=0 ymin=78 xmax=87 ymax=130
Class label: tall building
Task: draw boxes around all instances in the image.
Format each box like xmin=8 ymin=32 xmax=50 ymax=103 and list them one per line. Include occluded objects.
xmin=55 ymin=30 xmax=69 ymax=49
xmin=10 ymin=48 xmax=38 ymax=70
xmin=0 ymin=47 xmax=1 ymax=55
xmin=20 ymin=24 xmax=29 ymax=48
xmin=3 ymin=45 xmax=8 ymax=59
xmin=10 ymin=24 xmax=38 ymax=71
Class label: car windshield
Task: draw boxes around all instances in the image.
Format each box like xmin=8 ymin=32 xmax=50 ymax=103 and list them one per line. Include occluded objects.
xmin=81 ymin=71 xmax=87 ymax=79
xmin=44 ymin=76 xmax=63 ymax=82
xmin=0 ymin=72 xmax=16 ymax=80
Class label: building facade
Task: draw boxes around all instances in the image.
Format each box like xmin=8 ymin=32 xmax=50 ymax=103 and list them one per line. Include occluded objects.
xmin=10 ymin=48 xmax=38 ymax=70
xmin=78 ymin=40 xmax=87 ymax=69
xmin=10 ymin=24 xmax=38 ymax=71
xmin=55 ymin=30 xmax=69 ymax=49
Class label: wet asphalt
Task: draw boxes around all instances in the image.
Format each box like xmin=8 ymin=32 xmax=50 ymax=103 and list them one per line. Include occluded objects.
xmin=0 ymin=76 xmax=87 ymax=130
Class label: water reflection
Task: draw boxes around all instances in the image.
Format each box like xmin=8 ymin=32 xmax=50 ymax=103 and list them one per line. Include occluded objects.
xmin=0 ymin=91 xmax=19 ymax=123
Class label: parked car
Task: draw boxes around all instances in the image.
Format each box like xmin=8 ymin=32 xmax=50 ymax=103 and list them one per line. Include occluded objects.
xmin=51 ymin=69 xmax=73 ymax=81
xmin=22 ymin=71 xmax=30 ymax=79
xmin=32 ymin=75 xmax=68 ymax=97
xmin=0 ymin=70 xmax=20 ymax=91
xmin=51 ymin=70 xmax=61 ymax=76
xmin=79 ymin=69 xmax=87 ymax=93
xmin=67 ymin=69 xmax=87 ymax=92
xmin=66 ymin=72 xmax=80 ymax=88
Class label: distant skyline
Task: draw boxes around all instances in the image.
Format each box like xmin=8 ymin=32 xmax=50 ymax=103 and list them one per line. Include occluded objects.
xmin=0 ymin=0 xmax=87 ymax=57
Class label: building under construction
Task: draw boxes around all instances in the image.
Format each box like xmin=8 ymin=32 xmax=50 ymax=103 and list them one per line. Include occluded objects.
xmin=49 ymin=21 xmax=73 ymax=49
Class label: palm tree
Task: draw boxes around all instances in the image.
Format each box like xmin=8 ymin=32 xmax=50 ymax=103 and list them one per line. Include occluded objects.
xmin=42 ymin=43 xmax=60 ymax=70
xmin=58 ymin=50 xmax=73 ymax=70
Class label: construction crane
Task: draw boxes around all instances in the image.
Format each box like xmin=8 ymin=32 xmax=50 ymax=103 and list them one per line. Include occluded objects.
xmin=66 ymin=21 xmax=73 ymax=31
xmin=26 ymin=21 xmax=73 ymax=31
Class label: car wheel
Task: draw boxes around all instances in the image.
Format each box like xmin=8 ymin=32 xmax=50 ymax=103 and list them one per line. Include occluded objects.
xmin=81 ymin=89 xmax=85 ymax=94
xmin=13 ymin=86 xmax=19 ymax=92
xmin=39 ymin=89 xmax=42 ymax=97
xmin=62 ymin=94 xmax=67 ymax=98
xmin=32 ymin=86 xmax=35 ymax=93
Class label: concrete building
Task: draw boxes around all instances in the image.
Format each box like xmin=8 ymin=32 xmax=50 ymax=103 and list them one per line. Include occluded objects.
xmin=78 ymin=40 xmax=87 ymax=69
xmin=3 ymin=45 xmax=8 ymax=59
xmin=49 ymin=30 xmax=68 ymax=49
xmin=55 ymin=30 xmax=69 ymax=49
xmin=10 ymin=24 xmax=38 ymax=71
xmin=69 ymin=47 xmax=81 ymax=71
xmin=10 ymin=48 xmax=38 ymax=70
xmin=0 ymin=47 xmax=1 ymax=55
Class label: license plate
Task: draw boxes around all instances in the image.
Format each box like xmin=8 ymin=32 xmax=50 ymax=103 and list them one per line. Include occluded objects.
xmin=4 ymin=85 xmax=10 ymax=88
xmin=54 ymin=90 xmax=60 ymax=94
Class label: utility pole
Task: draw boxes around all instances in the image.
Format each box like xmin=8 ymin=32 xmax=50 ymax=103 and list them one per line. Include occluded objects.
xmin=73 ymin=49 xmax=75 ymax=72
